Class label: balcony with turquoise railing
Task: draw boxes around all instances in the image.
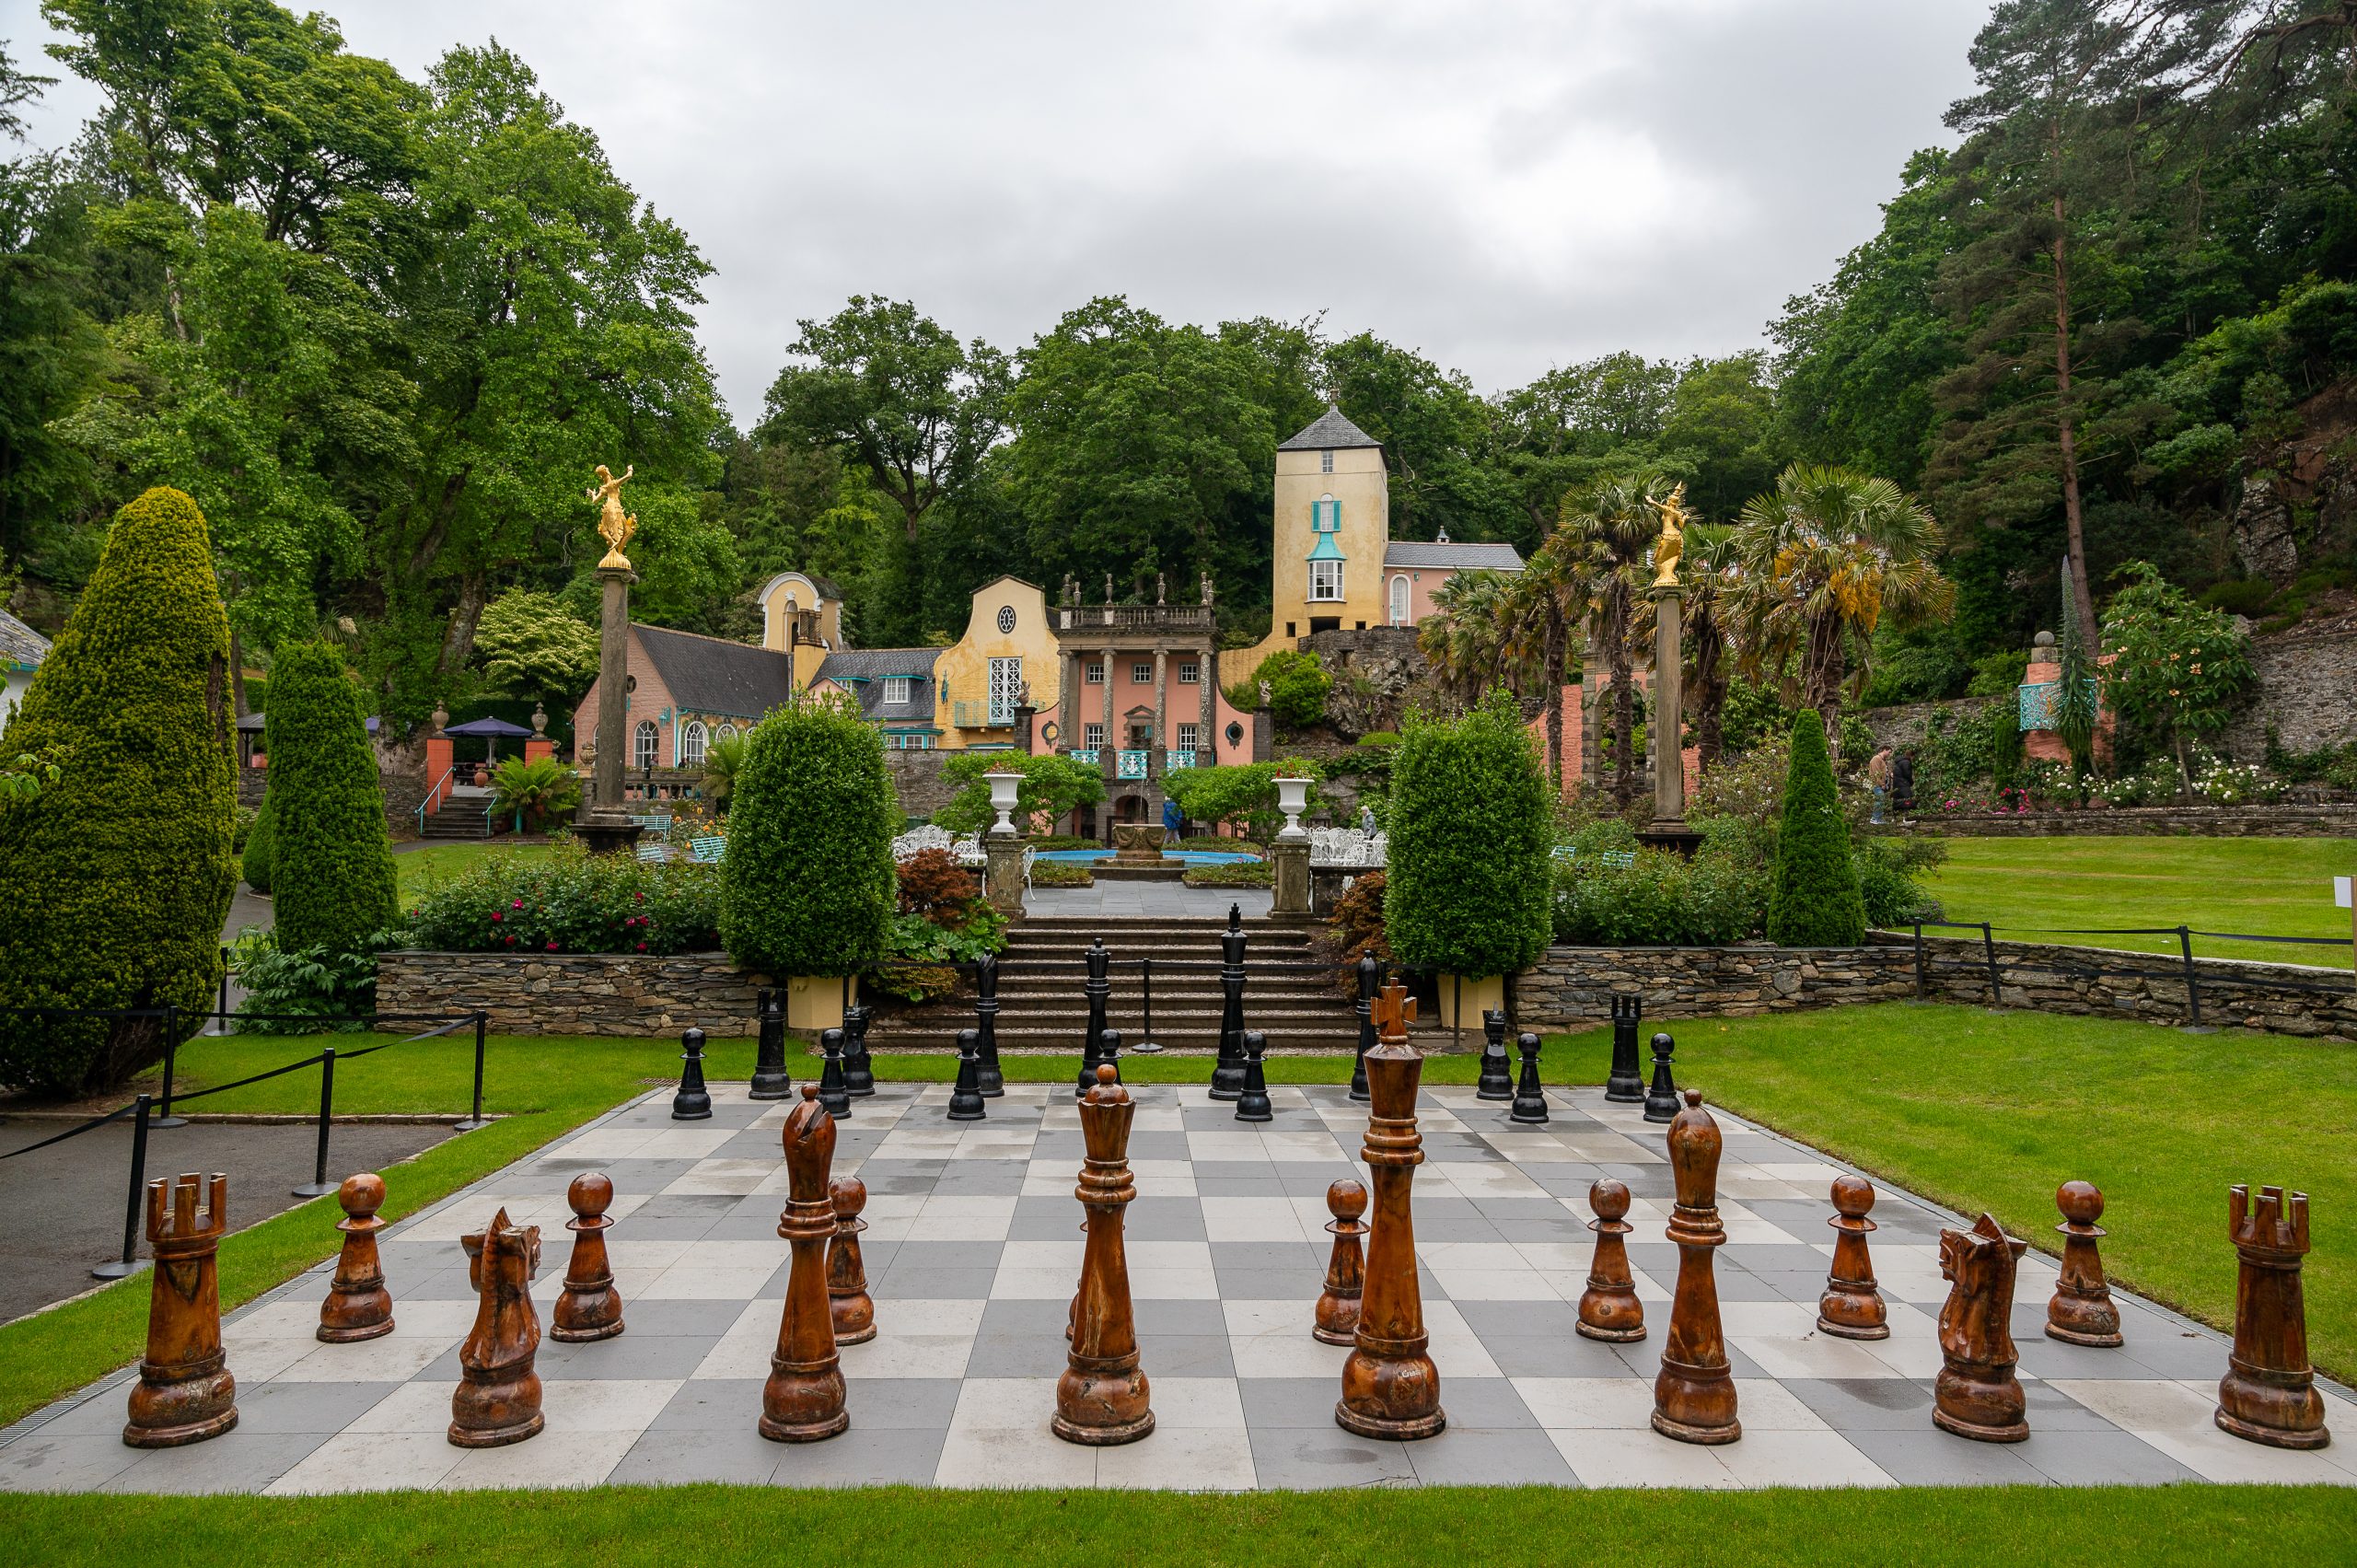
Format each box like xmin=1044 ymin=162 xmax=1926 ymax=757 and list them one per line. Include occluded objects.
xmin=951 ymin=701 xmax=1013 ymax=729
xmin=1116 ymin=749 xmax=1149 ymax=780
xmin=1164 ymin=749 xmax=1200 ymax=772
xmin=1068 ymin=748 xmax=1100 ymax=767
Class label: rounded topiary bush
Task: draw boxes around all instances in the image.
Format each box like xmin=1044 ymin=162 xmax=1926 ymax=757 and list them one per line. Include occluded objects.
xmin=0 ymin=487 xmax=236 ymax=1096
xmin=265 ymin=641 xmax=397 ymax=957
xmin=1384 ymin=690 xmax=1552 ymax=981
xmin=242 ymin=790 xmax=276 ymax=893
xmin=719 ymin=693 xmax=898 ymax=979
xmin=1765 ymin=712 xmax=1866 ymax=947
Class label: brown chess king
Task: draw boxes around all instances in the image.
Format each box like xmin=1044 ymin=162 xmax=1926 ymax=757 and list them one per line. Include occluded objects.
xmin=1575 ymin=1179 xmax=1645 ymax=1343
xmin=123 ymin=1173 xmax=238 ymax=1448
xmin=1336 ymin=982 xmax=1445 ymax=1440
xmin=2215 ymin=1184 xmax=2328 ymax=1449
xmin=319 ymin=1171 xmax=394 ymax=1343
xmin=2045 ymin=1180 xmax=2122 ymax=1349
xmin=1313 ymin=1179 xmax=1369 ymax=1346
xmin=1054 ymin=1063 xmax=1154 ymax=1445
xmin=551 ymin=1171 xmax=624 ymax=1342
xmin=1933 ymin=1212 xmax=2029 ymax=1443
xmin=450 ymin=1208 xmax=545 ymax=1447
xmin=1817 ymin=1175 xmax=1888 ymax=1341
xmin=1652 ymin=1091 xmax=1739 ymax=1444
xmin=828 ymin=1176 xmax=877 ymax=1346
xmin=761 ymin=1086 xmax=849 ymax=1442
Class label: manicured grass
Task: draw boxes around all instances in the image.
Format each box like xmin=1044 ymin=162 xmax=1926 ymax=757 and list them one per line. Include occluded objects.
xmin=1918 ymin=835 xmax=2357 ymax=969
xmin=1620 ymin=1003 xmax=2357 ymax=1380
xmin=392 ymin=839 xmax=561 ymax=903
xmin=0 ymin=1484 xmax=2350 ymax=1563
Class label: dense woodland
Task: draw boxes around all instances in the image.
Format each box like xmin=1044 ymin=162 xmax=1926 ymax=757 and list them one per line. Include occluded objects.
xmin=1 ymin=2 xmax=2353 ymax=733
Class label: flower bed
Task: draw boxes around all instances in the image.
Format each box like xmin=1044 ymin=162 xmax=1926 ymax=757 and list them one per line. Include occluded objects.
xmin=401 ymin=844 xmax=721 ymax=955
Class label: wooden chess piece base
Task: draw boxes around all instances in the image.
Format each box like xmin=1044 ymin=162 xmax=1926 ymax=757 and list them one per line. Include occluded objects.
xmin=2045 ymin=1179 xmax=2123 ymax=1348
xmin=1576 ymin=1178 xmax=1645 ymax=1343
xmin=1650 ymin=1357 xmax=1741 ymax=1446
xmin=1817 ymin=1174 xmax=1889 ymax=1342
xmin=319 ymin=1172 xmax=395 ymax=1344
xmin=125 ymin=1174 xmax=238 ymax=1448
xmin=1314 ymin=1179 xmax=1367 ymax=1347
xmin=550 ymin=1172 xmax=624 ymax=1343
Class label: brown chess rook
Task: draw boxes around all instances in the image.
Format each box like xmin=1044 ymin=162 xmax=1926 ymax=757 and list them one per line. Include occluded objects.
xmin=1933 ymin=1212 xmax=2029 ymax=1443
xmin=1654 ymin=1091 xmax=1739 ymax=1444
xmin=1817 ymin=1175 xmax=1888 ymax=1342
xmin=1055 ymin=1063 xmax=1154 ymax=1445
xmin=319 ymin=1171 xmax=394 ymax=1343
xmin=124 ymin=1173 xmax=238 ymax=1447
xmin=1336 ymin=982 xmax=1446 ymax=1440
xmin=1314 ymin=1179 xmax=1368 ymax=1346
xmin=552 ymin=1171 xmax=624 ymax=1342
xmin=1576 ymin=1179 xmax=1645 ymax=1343
xmin=2045 ymin=1180 xmax=2122 ymax=1348
xmin=828 ymin=1176 xmax=877 ymax=1346
xmin=449 ymin=1207 xmax=545 ymax=1447
xmin=761 ymin=1086 xmax=849 ymax=1442
xmin=2216 ymin=1184 xmax=2329 ymax=1449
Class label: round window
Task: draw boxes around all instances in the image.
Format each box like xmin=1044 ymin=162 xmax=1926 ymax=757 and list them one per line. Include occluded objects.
xmin=996 ymin=605 xmax=1016 ymax=634
xmin=1225 ymin=721 xmax=1243 ymax=747
xmin=1039 ymin=720 xmax=1060 ymax=744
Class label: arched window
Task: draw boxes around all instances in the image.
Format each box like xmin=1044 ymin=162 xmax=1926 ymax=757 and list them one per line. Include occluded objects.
xmin=680 ymin=720 xmax=708 ymax=768
xmin=633 ymin=720 xmax=659 ymax=772
xmin=715 ymin=724 xmax=737 ymax=744
xmin=1389 ymin=575 xmax=1411 ymax=625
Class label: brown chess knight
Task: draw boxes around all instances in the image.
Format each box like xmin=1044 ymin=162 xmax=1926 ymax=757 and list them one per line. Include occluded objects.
xmin=1933 ymin=1213 xmax=2029 ymax=1443
xmin=449 ymin=1208 xmax=545 ymax=1447
xmin=124 ymin=1174 xmax=238 ymax=1447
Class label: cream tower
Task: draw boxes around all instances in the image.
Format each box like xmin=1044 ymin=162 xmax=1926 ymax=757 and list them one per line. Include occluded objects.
xmin=1255 ymin=405 xmax=1391 ymax=662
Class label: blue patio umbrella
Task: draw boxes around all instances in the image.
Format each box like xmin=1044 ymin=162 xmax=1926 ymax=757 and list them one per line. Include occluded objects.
xmin=442 ymin=714 xmax=535 ymax=767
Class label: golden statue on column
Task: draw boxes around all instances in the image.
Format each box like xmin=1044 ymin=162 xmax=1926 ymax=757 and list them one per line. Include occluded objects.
xmin=587 ymin=464 xmax=637 ymax=570
xmin=1650 ymin=482 xmax=1687 ymax=589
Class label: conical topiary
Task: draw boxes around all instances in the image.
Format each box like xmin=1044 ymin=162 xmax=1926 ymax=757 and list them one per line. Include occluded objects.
xmin=0 ymin=488 xmax=236 ymax=1095
xmin=1765 ymin=712 xmax=1865 ymax=947
xmin=242 ymin=789 xmax=276 ymax=893
xmin=266 ymin=641 xmax=397 ymax=957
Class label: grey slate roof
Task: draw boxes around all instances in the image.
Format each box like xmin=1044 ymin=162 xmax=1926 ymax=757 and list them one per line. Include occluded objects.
xmin=1278 ymin=405 xmax=1382 ymax=452
xmin=1383 ymin=540 xmax=1526 ymax=572
xmin=634 ymin=624 xmax=794 ymax=720
xmin=0 ymin=610 xmax=50 ymax=670
xmin=809 ymin=648 xmax=941 ymax=726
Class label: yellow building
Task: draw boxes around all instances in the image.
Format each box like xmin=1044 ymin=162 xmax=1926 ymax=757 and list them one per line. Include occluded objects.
xmin=754 ymin=570 xmax=845 ymax=681
xmin=803 ymin=575 xmax=1062 ymax=752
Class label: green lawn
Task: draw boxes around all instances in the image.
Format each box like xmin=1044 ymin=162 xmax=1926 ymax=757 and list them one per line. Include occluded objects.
xmin=392 ymin=839 xmax=561 ymax=903
xmin=2 ymin=1486 xmax=2350 ymax=1565
xmin=1918 ymin=835 xmax=2357 ymax=969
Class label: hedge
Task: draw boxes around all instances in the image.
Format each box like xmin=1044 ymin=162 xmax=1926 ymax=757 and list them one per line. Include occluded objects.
xmin=1764 ymin=713 xmax=1866 ymax=946
xmin=0 ymin=488 xmax=235 ymax=1096
xmin=265 ymin=642 xmax=398 ymax=957
xmin=241 ymin=790 xmax=275 ymax=893
xmin=719 ymin=693 xmax=898 ymax=978
xmin=1384 ymin=691 xmax=1551 ymax=980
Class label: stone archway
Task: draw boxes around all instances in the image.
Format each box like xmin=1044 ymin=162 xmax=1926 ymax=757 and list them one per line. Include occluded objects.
xmin=1113 ymin=793 xmax=1148 ymax=824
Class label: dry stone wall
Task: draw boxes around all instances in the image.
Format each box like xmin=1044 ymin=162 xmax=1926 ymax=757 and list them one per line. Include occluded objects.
xmin=377 ymin=949 xmax=769 ymax=1037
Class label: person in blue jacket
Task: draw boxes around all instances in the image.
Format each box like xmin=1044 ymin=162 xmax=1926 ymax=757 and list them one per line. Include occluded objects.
xmin=1162 ymin=796 xmax=1183 ymax=845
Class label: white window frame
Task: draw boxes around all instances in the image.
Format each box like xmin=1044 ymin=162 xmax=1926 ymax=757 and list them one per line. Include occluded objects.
xmin=1389 ymin=574 xmax=1411 ymax=625
xmin=1176 ymin=660 xmax=1199 ymax=684
xmin=1320 ymin=448 xmax=1333 ymax=473
xmin=988 ymin=656 xmax=1023 ymax=725
xmin=1131 ymin=662 xmax=1152 ymax=683
xmin=881 ymin=676 xmax=913 ymax=706
xmin=1176 ymin=722 xmax=1201 ymax=751
xmin=715 ymin=723 xmax=737 ymax=743
xmin=1309 ymin=560 xmax=1344 ymax=602
xmin=1084 ymin=723 xmax=1106 ymax=749
xmin=680 ymin=720 xmax=707 ymax=769
xmin=633 ymin=720 xmax=659 ymax=772
xmin=1085 ymin=662 xmax=1106 ymax=684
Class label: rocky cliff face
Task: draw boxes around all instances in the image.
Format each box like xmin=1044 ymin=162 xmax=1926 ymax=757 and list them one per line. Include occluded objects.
xmin=2235 ymin=378 xmax=2357 ymax=586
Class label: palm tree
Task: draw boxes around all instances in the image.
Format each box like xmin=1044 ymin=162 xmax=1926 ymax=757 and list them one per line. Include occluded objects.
xmin=1560 ymin=471 xmax=1686 ymax=806
xmin=702 ymin=731 xmax=750 ymax=811
xmin=1728 ymin=464 xmax=1954 ymax=761
xmin=1418 ymin=570 xmax=1529 ymax=708
xmin=1679 ymin=523 xmax=1739 ymax=769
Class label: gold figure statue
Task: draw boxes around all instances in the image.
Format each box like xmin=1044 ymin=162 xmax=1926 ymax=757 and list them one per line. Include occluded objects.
xmin=1650 ymin=482 xmax=1687 ymax=589
xmin=587 ymin=464 xmax=637 ymax=570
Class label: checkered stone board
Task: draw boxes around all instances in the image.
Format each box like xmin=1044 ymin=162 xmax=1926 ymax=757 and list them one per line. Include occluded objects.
xmin=5 ymin=1079 xmax=2353 ymax=1494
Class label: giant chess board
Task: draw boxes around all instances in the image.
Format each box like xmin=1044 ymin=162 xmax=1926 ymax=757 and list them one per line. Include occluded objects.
xmin=5 ymin=1077 xmax=2352 ymax=1493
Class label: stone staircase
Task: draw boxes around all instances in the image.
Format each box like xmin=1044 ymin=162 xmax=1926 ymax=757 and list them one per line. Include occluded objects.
xmin=863 ymin=914 xmax=1363 ymax=1053
xmin=420 ymin=795 xmax=500 ymax=840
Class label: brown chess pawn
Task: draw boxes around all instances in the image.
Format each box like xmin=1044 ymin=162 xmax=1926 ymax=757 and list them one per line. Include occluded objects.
xmin=2045 ymin=1180 xmax=2122 ymax=1348
xmin=1653 ymin=1091 xmax=1739 ymax=1445
xmin=761 ymin=1085 xmax=849 ymax=1442
xmin=124 ymin=1173 xmax=238 ymax=1447
xmin=1577 ymin=1179 xmax=1645 ymax=1342
xmin=1336 ymin=982 xmax=1445 ymax=1440
xmin=828 ymin=1176 xmax=877 ymax=1346
xmin=1314 ymin=1179 xmax=1369 ymax=1346
xmin=2215 ymin=1184 xmax=2328 ymax=1449
xmin=1055 ymin=1063 xmax=1153 ymax=1445
xmin=1933 ymin=1212 xmax=2030 ymax=1443
xmin=318 ymin=1172 xmax=394 ymax=1343
xmin=449 ymin=1208 xmax=544 ymax=1447
xmin=551 ymin=1172 xmax=624 ymax=1343
xmin=1817 ymin=1175 xmax=1889 ymax=1342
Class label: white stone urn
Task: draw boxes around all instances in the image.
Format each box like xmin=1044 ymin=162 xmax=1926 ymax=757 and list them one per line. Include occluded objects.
xmin=983 ymin=772 xmax=1024 ymax=837
xmin=1274 ymin=776 xmax=1312 ymax=842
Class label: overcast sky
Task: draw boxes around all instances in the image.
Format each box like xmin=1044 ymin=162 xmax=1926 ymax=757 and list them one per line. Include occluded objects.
xmin=6 ymin=0 xmax=1990 ymax=425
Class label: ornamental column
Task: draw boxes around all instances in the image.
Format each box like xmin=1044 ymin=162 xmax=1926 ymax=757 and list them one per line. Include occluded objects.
xmin=578 ymin=461 xmax=644 ymax=856
xmin=1153 ymin=646 xmax=1169 ymax=774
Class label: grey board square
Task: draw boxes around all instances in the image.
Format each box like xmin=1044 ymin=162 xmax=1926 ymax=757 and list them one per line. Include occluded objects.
xmin=1424 ymin=1379 xmax=1540 ymax=1430
xmin=1862 ymin=1427 xmax=2053 ymax=1486
xmin=620 ymin=1299 xmax=753 ymax=1338
xmin=872 ymin=1267 xmax=999 ymax=1300
xmin=1522 ymin=1166 xmax=1610 ymax=1198
xmin=1136 ymin=1334 xmax=1235 ymax=1377
xmin=1126 ymin=1200 xmax=1210 ymax=1242
xmin=1407 ymin=1425 xmax=1577 ymax=1486
xmin=966 ymin=1334 xmax=1072 ymax=1377
xmin=1247 ymin=1424 xmax=1418 ymax=1489
xmin=539 ymin=1333 xmax=716 ymax=1380
xmin=1200 ymin=1178 xmax=1288 ymax=1198
xmin=1480 ymin=1335 xmax=1657 ymax=1379
xmin=223 ymin=1380 xmax=401 ymax=1434
xmin=651 ymin=1379 xmax=771 ymax=1431
xmin=2018 ymin=1428 xmax=2204 ymax=1485
xmin=1787 ymin=1377 xmax=1938 ymax=1430
xmin=929 ymin=1165 xmax=1029 ymax=1196
xmin=1194 ymin=1160 xmax=1278 ymax=1179
xmin=103 ymin=1430 xmax=331 ymax=1494
xmin=855 ymin=1160 xmax=947 ymax=1193
xmin=980 ymin=1299 xmax=1074 ymax=1336
xmin=893 ymin=1241 xmax=1005 ymax=1272
xmin=1240 ymin=1377 xmax=1354 ymax=1427
xmin=1456 ymin=1299 xmax=1585 ymax=1342
xmin=772 ymin=1426 xmax=949 ymax=1488
xmin=1133 ymin=1299 xmax=1228 ymax=1337
xmin=610 ymin=1425 xmax=784 ymax=1486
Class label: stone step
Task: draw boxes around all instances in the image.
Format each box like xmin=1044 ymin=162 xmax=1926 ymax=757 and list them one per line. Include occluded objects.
xmin=864 ymin=1021 xmax=1361 ymax=1051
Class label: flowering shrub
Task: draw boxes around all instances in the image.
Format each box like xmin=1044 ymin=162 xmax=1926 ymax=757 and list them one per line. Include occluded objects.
xmin=1989 ymin=785 xmax=2032 ymax=815
xmin=2193 ymin=759 xmax=2287 ymax=806
xmin=401 ymin=844 xmax=721 ymax=954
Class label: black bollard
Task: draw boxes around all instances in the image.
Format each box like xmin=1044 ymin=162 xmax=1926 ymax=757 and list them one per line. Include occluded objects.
xmin=946 ymin=1028 xmax=987 ymax=1121
xmin=1510 ymin=1032 xmax=1550 ymax=1124
xmin=842 ymin=998 xmax=877 ymax=1098
xmin=974 ymin=953 xmax=1005 ymax=1098
xmin=1211 ymin=904 xmax=1248 ymax=1101
xmin=1234 ymin=1029 xmax=1273 ymax=1123
xmin=817 ymin=1027 xmax=852 ymax=1117
xmin=1476 ymin=1008 xmax=1515 ymax=1101
xmin=672 ymin=1027 xmax=713 ymax=1121
xmin=1076 ymin=938 xmax=1112 ymax=1099
xmin=1605 ymin=993 xmax=1646 ymax=1104
xmin=749 ymin=988 xmax=792 ymax=1100
xmin=1641 ymin=1031 xmax=1679 ymax=1123
xmin=1097 ymin=1028 xmax=1122 ymax=1086
xmin=1349 ymin=952 xmax=1376 ymax=1104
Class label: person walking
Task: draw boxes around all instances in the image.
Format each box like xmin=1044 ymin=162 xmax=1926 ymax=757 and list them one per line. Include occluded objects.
xmin=1161 ymin=795 xmax=1183 ymax=846
xmin=1891 ymin=749 xmax=1916 ymax=819
xmin=1359 ymin=803 xmax=1376 ymax=837
xmin=1866 ymin=747 xmax=1894 ymax=825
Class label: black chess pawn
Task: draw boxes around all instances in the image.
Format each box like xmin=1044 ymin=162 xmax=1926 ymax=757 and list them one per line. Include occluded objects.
xmin=1349 ymin=953 xmax=1377 ymax=1105
xmin=1476 ymin=1008 xmax=1515 ymax=1101
xmin=1642 ymin=1031 xmax=1680 ymax=1123
xmin=1077 ymin=939 xmax=1113 ymax=1099
xmin=974 ymin=952 xmax=1005 ymax=1098
xmin=1509 ymin=1033 xmax=1550 ymax=1125
xmin=817 ymin=1028 xmax=851 ymax=1118
xmin=841 ymin=999 xmax=877 ymax=1098
xmin=671 ymin=1027 xmax=712 ymax=1121
xmin=1605 ymin=993 xmax=1646 ymax=1103
xmin=1234 ymin=1030 xmax=1272 ymax=1123
xmin=749 ymin=988 xmax=792 ymax=1100
xmin=1097 ymin=1028 xmax=1123 ymax=1086
xmin=946 ymin=1028 xmax=987 ymax=1121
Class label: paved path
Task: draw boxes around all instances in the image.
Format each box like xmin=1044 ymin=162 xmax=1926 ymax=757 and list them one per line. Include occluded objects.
xmin=4 ymin=1080 xmax=2349 ymax=1493
xmin=1025 ymin=885 xmax=1272 ymax=920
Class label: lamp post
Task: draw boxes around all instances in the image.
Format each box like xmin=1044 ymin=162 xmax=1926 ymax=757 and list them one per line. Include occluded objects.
xmin=1271 ymin=774 xmax=1312 ymax=919
xmin=982 ymin=771 xmax=1026 ymax=921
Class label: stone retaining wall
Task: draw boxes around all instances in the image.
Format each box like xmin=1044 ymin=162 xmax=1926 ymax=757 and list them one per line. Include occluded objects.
xmin=1875 ymin=805 xmax=2357 ymax=837
xmin=376 ymin=949 xmax=768 ymax=1037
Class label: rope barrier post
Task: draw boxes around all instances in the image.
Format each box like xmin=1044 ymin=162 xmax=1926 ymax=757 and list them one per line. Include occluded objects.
xmin=1913 ymin=922 xmax=1927 ymax=1001
xmin=91 ymin=1095 xmax=152 ymax=1280
xmin=1135 ymin=956 xmax=1161 ymax=1053
xmin=216 ymin=944 xmax=230 ymax=1034
xmin=293 ymin=1048 xmax=337 ymax=1198
xmin=454 ymin=1012 xmax=490 ymax=1131
xmin=1980 ymin=923 xmax=2002 ymax=1007
xmin=154 ymin=1003 xmax=186 ymax=1129
xmin=2179 ymin=925 xmax=2205 ymax=1029
xmin=1453 ymin=974 xmax=1463 ymax=1055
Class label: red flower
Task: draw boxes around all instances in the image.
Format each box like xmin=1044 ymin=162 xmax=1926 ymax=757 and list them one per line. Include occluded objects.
xmin=512 ymin=899 xmax=524 ymax=910
xmin=635 ymin=891 xmax=646 ymax=902
xmin=505 ymin=935 xmax=517 ymax=947
xmin=546 ymin=940 xmax=559 ymax=951
xmin=491 ymin=912 xmax=503 ymax=923
xmin=635 ymin=941 xmax=647 ymax=952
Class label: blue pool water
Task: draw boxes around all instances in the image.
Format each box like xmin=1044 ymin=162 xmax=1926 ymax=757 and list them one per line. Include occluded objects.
xmin=1035 ymin=848 xmax=1260 ymax=866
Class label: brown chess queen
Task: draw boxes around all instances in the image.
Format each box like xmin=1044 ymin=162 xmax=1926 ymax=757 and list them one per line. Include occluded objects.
xmin=761 ymin=1086 xmax=849 ymax=1442
xmin=1313 ymin=1179 xmax=1369 ymax=1347
xmin=124 ymin=1173 xmax=238 ymax=1448
xmin=1933 ymin=1212 xmax=2029 ymax=1443
xmin=319 ymin=1172 xmax=394 ymax=1343
xmin=1817 ymin=1175 xmax=1888 ymax=1342
xmin=828 ymin=1176 xmax=878 ymax=1346
xmin=2215 ymin=1184 xmax=2328 ymax=1449
xmin=450 ymin=1208 xmax=545 ymax=1447
xmin=551 ymin=1172 xmax=625 ymax=1343
xmin=1575 ymin=1179 xmax=1645 ymax=1343
xmin=1652 ymin=1091 xmax=1738 ymax=1445
xmin=1054 ymin=1064 xmax=1153 ymax=1445
xmin=1336 ymin=983 xmax=1446 ymax=1441
xmin=2045 ymin=1180 xmax=2122 ymax=1349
